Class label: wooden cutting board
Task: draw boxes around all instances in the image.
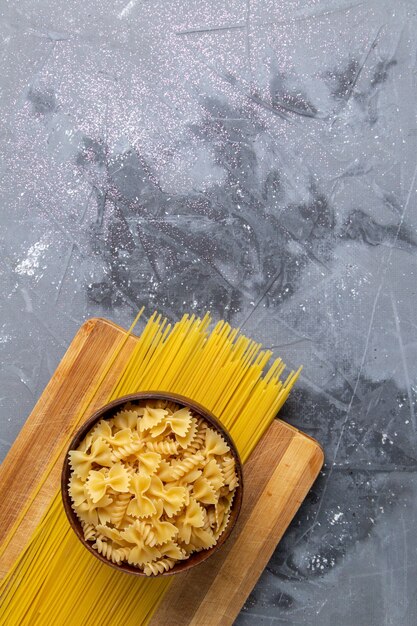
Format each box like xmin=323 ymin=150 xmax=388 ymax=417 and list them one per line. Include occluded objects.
xmin=0 ymin=318 xmax=323 ymax=624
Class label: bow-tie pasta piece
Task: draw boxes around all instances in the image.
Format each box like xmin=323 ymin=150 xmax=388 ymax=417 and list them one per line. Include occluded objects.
xmin=127 ymin=474 xmax=157 ymax=519
xmin=214 ymin=493 xmax=235 ymax=536
xmin=175 ymin=417 xmax=198 ymax=450
xmin=156 ymin=460 xmax=175 ymax=482
xmin=96 ymin=499 xmax=118 ymax=526
xmin=86 ymin=463 xmax=130 ymax=503
xmin=69 ymin=439 xmax=113 ymax=480
xmin=78 ymin=434 xmax=93 ymax=453
xmin=91 ymin=419 xmax=112 ymax=441
xmin=149 ymin=475 xmax=187 ymax=518
xmin=110 ymin=428 xmax=133 ymax=448
xmin=139 ymin=407 xmax=168 ymax=433
xmin=150 ymin=519 xmax=179 ymax=546
xmin=95 ymin=524 xmax=127 ymax=545
xmin=113 ymin=409 xmax=141 ymax=431
xmin=150 ymin=407 xmax=192 ymax=439
xmin=90 ymin=421 xmax=133 ymax=451
xmin=169 ymin=408 xmax=193 ymax=438
xmin=202 ymin=458 xmax=224 ymax=491
xmin=121 ymin=522 xmax=162 ymax=567
xmin=192 ymin=477 xmax=218 ymax=505
xmin=175 ymin=497 xmax=205 ymax=544
xmin=204 ymin=429 xmax=230 ymax=458
xmin=160 ymin=541 xmax=186 ymax=561
xmin=73 ymin=492 xmax=113 ymax=527
xmin=68 ymin=399 xmax=239 ymax=573
xmin=189 ymin=527 xmax=216 ymax=551
xmin=137 ymin=451 xmax=161 ymax=476
xmin=68 ymin=474 xmax=88 ymax=507
xmin=216 ymin=494 xmax=234 ymax=539
xmin=112 ymin=432 xmax=143 ymax=461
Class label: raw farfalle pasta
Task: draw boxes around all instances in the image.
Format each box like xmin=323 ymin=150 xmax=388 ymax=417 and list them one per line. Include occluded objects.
xmin=68 ymin=400 xmax=239 ymax=575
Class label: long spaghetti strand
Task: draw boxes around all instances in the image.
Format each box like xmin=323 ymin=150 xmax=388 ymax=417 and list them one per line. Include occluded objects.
xmin=0 ymin=312 xmax=300 ymax=626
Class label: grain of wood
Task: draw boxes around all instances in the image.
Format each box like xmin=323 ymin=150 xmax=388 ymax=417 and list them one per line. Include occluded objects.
xmin=0 ymin=317 xmax=323 ymax=625
xmin=149 ymin=424 xmax=323 ymax=626
xmin=0 ymin=318 xmax=137 ymax=577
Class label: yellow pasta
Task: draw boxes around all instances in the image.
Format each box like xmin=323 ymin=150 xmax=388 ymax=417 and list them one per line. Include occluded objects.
xmin=109 ymin=492 xmax=132 ymax=527
xmin=0 ymin=311 xmax=301 ymax=625
xmin=222 ymin=456 xmax=238 ymax=491
xmin=67 ymin=400 xmax=239 ymax=574
xmin=143 ymin=558 xmax=176 ymax=576
xmin=81 ymin=521 xmax=96 ymax=542
xmin=69 ymin=439 xmax=113 ymax=480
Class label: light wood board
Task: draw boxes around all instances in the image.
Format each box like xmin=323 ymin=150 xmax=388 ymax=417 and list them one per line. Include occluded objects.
xmin=0 ymin=318 xmax=323 ymax=624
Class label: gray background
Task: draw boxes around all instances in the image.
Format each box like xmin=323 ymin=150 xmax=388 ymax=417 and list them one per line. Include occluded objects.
xmin=1 ymin=0 xmax=417 ymax=624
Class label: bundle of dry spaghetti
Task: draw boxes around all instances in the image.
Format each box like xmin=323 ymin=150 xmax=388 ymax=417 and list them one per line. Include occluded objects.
xmin=0 ymin=311 xmax=300 ymax=625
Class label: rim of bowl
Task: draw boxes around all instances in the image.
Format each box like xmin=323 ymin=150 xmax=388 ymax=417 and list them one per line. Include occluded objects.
xmin=61 ymin=391 xmax=244 ymax=576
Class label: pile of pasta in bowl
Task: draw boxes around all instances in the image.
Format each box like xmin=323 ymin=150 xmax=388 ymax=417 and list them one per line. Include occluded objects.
xmin=67 ymin=400 xmax=239 ymax=576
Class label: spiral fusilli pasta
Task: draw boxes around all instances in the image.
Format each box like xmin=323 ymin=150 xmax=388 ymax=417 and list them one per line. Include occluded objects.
xmin=112 ymin=438 xmax=143 ymax=460
xmin=146 ymin=439 xmax=179 ymax=455
xmin=222 ymin=456 xmax=238 ymax=491
xmin=183 ymin=419 xmax=207 ymax=458
xmin=81 ymin=521 xmax=96 ymax=542
xmin=93 ymin=538 xmax=124 ymax=564
xmin=143 ymin=558 xmax=176 ymax=576
xmin=109 ymin=492 xmax=132 ymax=527
xmin=68 ymin=399 xmax=238 ymax=575
xmin=169 ymin=452 xmax=205 ymax=480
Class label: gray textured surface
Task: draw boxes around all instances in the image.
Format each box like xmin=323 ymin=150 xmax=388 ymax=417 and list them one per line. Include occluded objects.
xmin=1 ymin=0 xmax=417 ymax=624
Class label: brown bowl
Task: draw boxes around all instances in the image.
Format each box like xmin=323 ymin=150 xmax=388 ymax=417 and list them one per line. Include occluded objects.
xmin=61 ymin=391 xmax=243 ymax=576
